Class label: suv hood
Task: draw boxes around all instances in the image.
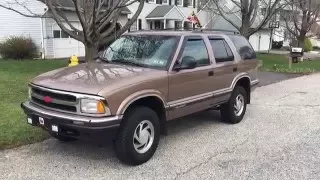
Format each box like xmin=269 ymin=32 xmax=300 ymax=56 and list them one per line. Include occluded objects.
xmin=31 ymin=62 xmax=163 ymax=95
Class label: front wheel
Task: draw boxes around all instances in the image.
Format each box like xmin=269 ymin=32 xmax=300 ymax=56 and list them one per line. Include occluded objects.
xmin=114 ymin=106 xmax=160 ymax=165
xmin=221 ymin=86 xmax=247 ymax=124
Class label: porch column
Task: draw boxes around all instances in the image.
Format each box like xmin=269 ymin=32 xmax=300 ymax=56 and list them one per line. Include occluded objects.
xmin=164 ymin=19 xmax=167 ymax=29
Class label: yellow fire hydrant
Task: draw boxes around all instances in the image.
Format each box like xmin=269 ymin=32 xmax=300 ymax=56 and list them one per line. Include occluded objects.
xmin=68 ymin=55 xmax=79 ymax=67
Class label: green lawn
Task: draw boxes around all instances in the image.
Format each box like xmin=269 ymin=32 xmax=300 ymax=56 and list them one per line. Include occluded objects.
xmin=0 ymin=59 xmax=66 ymax=149
xmin=257 ymin=53 xmax=320 ymax=74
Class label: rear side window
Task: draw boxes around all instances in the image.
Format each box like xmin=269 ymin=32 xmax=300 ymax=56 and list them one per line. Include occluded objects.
xmin=209 ymin=39 xmax=234 ymax=63
xmin=228 ymin=35 xmax=256 ymax=60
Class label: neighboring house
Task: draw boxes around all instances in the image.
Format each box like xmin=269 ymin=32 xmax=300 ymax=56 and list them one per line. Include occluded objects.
xmin=127 ymin=0 xmax=197 ymax=31
xmin=127 ymin=0 xmax=271 ymax=52
xmin=0 ymin=0 xmax=130 ymax=59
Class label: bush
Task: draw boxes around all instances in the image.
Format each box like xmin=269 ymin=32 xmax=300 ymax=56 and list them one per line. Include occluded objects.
xmin=304 ymin=38 xmax=313 ymax=52
xmin=0 ymin=36 xmax=38 ymax=59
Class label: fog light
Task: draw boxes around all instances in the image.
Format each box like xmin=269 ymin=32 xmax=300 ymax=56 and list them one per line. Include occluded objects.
xmin=52 ymin=125 xmax=59 ymax=132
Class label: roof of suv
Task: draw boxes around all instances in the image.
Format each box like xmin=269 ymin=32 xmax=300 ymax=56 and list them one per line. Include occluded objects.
xmin=126 ymin=29 xmax=241 ymax=36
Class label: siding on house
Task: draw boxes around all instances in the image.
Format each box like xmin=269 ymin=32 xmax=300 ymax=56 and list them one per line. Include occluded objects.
xmin=0 ymin=0 xmax=46 ymax=54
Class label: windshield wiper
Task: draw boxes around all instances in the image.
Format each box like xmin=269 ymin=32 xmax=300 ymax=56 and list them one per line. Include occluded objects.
xmin=111 ymin=59 xmax=148 ymax=68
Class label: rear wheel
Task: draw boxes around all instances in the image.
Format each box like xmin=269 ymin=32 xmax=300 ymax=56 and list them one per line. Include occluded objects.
xmin=221 ymin=86 xmax=247 ymax=124
xmin=114 ymin=106 xmax=160 ymax=165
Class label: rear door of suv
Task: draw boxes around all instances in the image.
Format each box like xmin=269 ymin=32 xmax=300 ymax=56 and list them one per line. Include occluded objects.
xmin=227 ymin=35 xmax=259 ymax=83
xmin=208 ymin=36 xmax=238 ymax=102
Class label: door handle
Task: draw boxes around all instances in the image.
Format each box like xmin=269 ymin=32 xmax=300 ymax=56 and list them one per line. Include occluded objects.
xmin=208 ymin=71 xmax=214 ymax=76
xmin=233 ymin=67 xmax=238 ymax=72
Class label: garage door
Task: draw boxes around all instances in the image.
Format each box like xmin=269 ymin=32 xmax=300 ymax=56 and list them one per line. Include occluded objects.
xmin=53 ymin=22 xmax=85 ymax=58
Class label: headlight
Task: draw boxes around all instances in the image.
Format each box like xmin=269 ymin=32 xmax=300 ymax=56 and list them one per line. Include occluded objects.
xmin=80 ymin=99 xmax=110 ymax=115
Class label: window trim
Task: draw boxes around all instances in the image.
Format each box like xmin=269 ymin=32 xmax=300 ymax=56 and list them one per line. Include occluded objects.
xmin=174 ymin=36 xmax=211 ymax=68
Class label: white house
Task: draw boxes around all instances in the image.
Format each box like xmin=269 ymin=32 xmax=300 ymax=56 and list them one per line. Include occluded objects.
xmin=0 ymin=0 xmax=130 ymax=59
xmin=0 ymin=0 xmax=273 ymax=59
xmin=127 ymin=0 xmax=272 ymax=52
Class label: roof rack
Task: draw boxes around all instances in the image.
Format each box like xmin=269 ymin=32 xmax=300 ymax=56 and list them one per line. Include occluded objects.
xmin=134 ymin=28 xmax=240 ymax=35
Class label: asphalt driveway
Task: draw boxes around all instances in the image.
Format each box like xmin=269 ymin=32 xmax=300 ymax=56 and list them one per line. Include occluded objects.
xmin=1 ymin=73 xmax=320 ymax=180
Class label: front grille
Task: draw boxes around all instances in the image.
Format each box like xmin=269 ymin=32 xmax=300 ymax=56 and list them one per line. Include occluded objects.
xmin=30 ymin=86 xmax=78 ymax=113
xmin=31 ymin=97 xmax=77 ymax=112
xmin=32 ymin=88 xmax=76 ymax=102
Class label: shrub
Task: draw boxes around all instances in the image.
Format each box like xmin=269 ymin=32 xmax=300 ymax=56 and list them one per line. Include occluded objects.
xmin=0 ymin=36 xmax=38 ymax=59
xmin=303 ymin=38 xmax=313 ymax=52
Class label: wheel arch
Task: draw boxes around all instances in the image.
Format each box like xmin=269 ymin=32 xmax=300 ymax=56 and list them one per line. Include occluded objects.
xmin=117 ymin=91 xmax=168 ymax=135
xmin=232 ymin=74 xmax=251 ymax=104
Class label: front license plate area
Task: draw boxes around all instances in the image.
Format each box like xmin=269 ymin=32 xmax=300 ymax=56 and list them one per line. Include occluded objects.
xmin=39 ymin=117 xmax=45 ymax=125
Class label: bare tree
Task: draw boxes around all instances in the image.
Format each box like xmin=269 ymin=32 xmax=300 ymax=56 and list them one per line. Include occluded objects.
xmin=200 ymin=0 xmax=285 ymax=39
xmin=282 ymin=0 xmax=320 ymax=47
xmin=0 ymin=0 xmax=144 ymax=62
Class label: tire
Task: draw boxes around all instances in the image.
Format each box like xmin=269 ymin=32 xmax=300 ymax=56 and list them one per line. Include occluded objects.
xmin=114 ymin=106 xmax=160 ymax=165
xmin=220 ymin=86 xmax=247 ymax=124
xmin=50 ymin=133 xmax=77 ymax=142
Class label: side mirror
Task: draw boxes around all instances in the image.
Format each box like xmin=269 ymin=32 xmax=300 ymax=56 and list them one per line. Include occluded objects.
xmin=173 ymin=56 xmax=197 ymax=71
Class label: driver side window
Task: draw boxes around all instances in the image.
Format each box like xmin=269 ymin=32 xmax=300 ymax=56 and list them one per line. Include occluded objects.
xmin=180 ymin=39 xmax=210 ymax=67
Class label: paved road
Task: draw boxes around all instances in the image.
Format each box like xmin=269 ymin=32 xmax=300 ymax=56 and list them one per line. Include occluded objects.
xmin=258 ymin=71 xmax=301 ymax=87
xmin=1 ymin=74 xmax=320 ymax=180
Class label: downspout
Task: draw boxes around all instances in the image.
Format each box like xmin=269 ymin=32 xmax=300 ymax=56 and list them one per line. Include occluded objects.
xmin=40 ymin=17 xmax=45 ymax=59
xmin=51 ymin=21 xmax=57 ymax=59
xmin=40 ymin=8 xmax=48 ymax=59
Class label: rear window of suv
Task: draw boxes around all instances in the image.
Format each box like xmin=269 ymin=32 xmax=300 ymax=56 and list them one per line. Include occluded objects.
xmin=228 ymin=35 xmax=256 ymax=60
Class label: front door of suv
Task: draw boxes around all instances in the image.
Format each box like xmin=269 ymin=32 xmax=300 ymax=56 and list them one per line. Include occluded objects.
xmin=167 ymin=36 xmax=215 ymax=120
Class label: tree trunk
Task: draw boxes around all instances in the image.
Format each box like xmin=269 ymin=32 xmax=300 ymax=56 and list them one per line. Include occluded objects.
xmin=85 ymin=44 xmax=99 ymax=63
xmin=298 ymin=33 xmax=306 ymax=48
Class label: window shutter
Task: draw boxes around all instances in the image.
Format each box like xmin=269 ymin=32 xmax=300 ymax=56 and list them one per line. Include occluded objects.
xmin=193 ymin=0 xmax=195 ymax=8
xmin=169 ymin=0 xmax=172 ymax=5
xmin=175 ymin=0 xmax=177 ymax=5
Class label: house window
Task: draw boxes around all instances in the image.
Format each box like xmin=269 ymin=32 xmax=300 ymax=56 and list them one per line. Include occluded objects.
xmin=183 ymin=0 xmax=192 ymax=7
xmin=149 ymin=22 xmax=153 ymax=30
xmin=162 ymin=0 xmax=168 ymax=4
xmin=175 ymin=0 xmax=182 ymax=6
xmin=53 ymin=30 xmax=61 ymax=38
xmin=183 ymin=21 xmax=193 ymax=30
xmin=128 ymin=19 xmax=137 ymax=31
xmin=61 ymin=31 xmax=69 ymax=38
xmin=138 ymin=19 xmax=142 ymax=30
xmin=148 ymin=0 xmax=155 ymax=3
xmin=174 ymin=21 xmax=182 ymax=29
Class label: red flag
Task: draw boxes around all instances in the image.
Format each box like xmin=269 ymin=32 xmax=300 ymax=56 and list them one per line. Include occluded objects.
xmin=186 ymin=11 xmax=202 ymax=28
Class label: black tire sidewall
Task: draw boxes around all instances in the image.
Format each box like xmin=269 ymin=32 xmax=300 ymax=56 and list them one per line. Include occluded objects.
xmin=221 ymin=86 xmax=247 ymax=124
xmin=115 ymin=106 xmax=160 ymax=165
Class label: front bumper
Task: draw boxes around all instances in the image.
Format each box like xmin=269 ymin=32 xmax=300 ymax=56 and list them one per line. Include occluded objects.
xmin=21 ymin=101 xmax=122 ymax=141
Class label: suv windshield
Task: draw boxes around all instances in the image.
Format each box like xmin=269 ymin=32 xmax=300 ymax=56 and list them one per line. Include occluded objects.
xmin=102 ymin=35 xmax=179 ymax=69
